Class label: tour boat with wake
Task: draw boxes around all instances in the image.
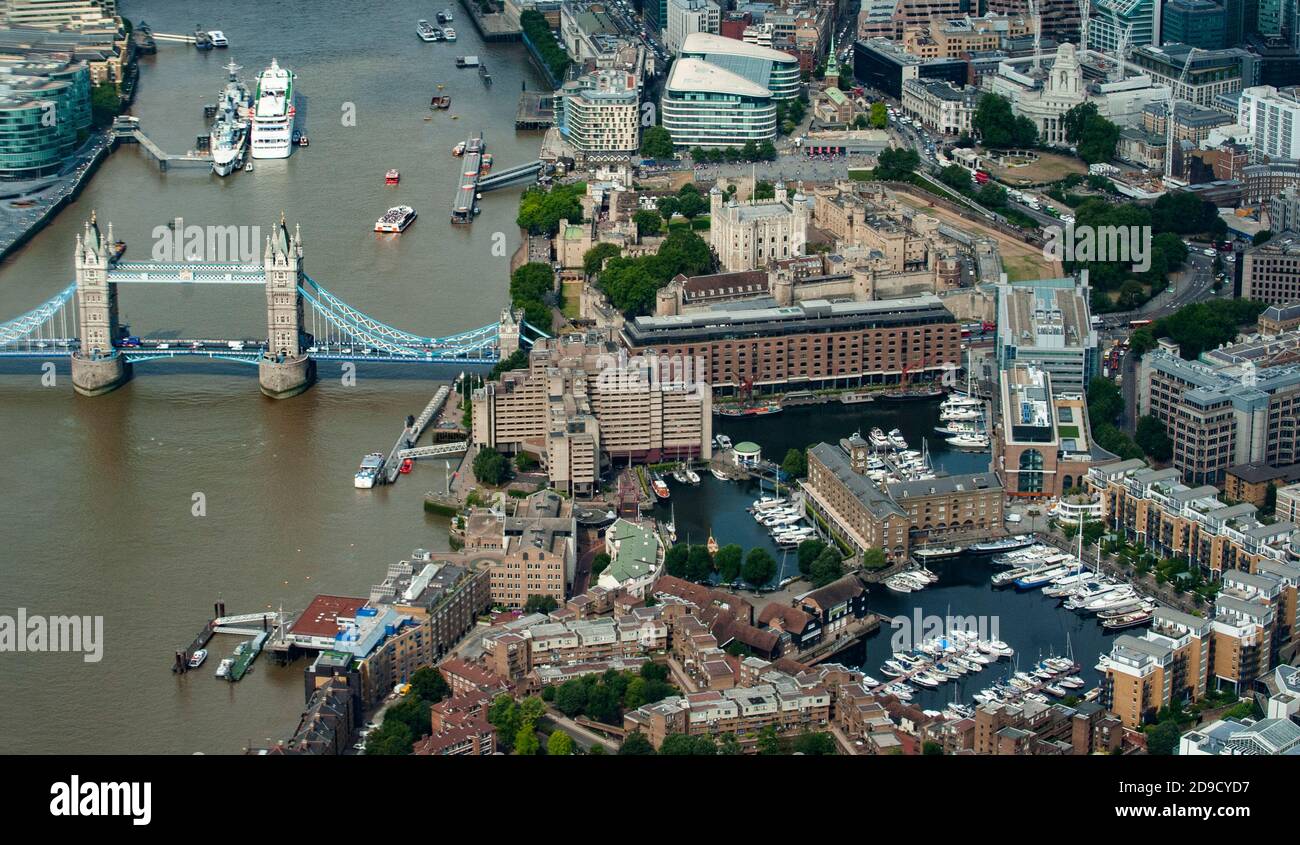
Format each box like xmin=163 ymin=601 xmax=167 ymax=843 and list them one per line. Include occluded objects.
xmin=374 ymin=205 xmax=417 ymax=233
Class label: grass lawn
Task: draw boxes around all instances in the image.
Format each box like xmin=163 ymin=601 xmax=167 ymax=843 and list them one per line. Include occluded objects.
xmin=1002 ymin=253 xmax=1051 ymax=282
xmin=561 ymin=280 xmax=583 ymax=319
xmin=1058 ymin=425 xmax=1080 ymax=438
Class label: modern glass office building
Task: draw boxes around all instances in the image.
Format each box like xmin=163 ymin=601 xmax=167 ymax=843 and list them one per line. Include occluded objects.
xmin=0 ymin=57 xmax=92 ymax=180
xmin=1162 ymin=0 xmax=1229 ymax=50
xmin=676 ymin=32 xmax=801 ymax=100
xmin=660 ymin=57 xmax=777 ymax=147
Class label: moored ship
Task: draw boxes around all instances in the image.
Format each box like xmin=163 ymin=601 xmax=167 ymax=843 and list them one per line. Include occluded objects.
xmin=355 ymin=452 xmax=384 ymax=488
xmin=416 ymin=19 xmax=438 ymax=41
xmin=251 ymin=59 xmax=295 ymax=159
xmin=209 ymin=61 xmax=251 ymax=176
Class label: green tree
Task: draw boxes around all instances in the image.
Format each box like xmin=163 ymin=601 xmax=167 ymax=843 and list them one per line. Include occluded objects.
xmin=516 ymin=183 xmax=585 ymax=236
xmin=383 ymin=692 xmax=432 ymax=739
xmin=633 ymin=209 xmax=663 ymax=237
xmin=718 ymin=732 xmax=743 ymax=755
xmin=1063 ymin=102 xmax=1120 ymax=164
xmin=792 ymin=732 xmax=837 ymax=755
xmin=664 ymin=543 xmax=690 ymax=578
xmin=90 ymin=82 xmax=122 ymax=129
xmin=742 ymin=548 xmax=778 ymax=587
xmin=640 ymin=125 xmax=675 ymax=159
xmin=715 ymin=544 xmax=744 ymax=582
xmin=409 ymin=666 xmax=449 ymax=705
xmin=869 ymin=101 xmax=888 ymax=129
xmin=922 ymin=741 xmax=944 ymax=755
xmin=685 ymin=544 xmax=714 ymax=582
xmin=1135 ymin=415 xmax=1173 ymax=463
xmin=364 ymin=721 xmax=414 ymax=755
xmin=781 ymin=447 xmax=808 ymax=479
xmin=809 ymin=548 xmax=844 ymax=588
xmin=1264 ymin=482 xmax=1278 ymax=515
xmin=514 ymin=724 xmax=541 ymax=755
xmin=1146 ymin=720 xmax=1182 ymax=755
xmin=797 ymin=539 xmax=828 ymax=576
xmin=554 ymin=680 xmax=588 ymax=717
xmin=862 ymin=547 xmax=888 ymax=569
xmin=874 ymin=147 xmax=921 ymax=181
xmin=756 ymin=725 xmax=784 ymax=755
xmin=619 ymin=732 xmax=656 ymax=755
xmin=547 ymin=730 xmax=574 ymax=756
xmin=973 ymin=93 xmax=1035 ymax=148
xmin=591 ymin=552 xmax=611 ymax=578
xmin=582 ymin=242 xmax=621 ymax=277
xmin=938 ymin=164 xmax=972 ymax=193
xmin=488 ymin=695 xmax=521 ymax=752
xmin=523 ymin=594 xmax=559 ymax=614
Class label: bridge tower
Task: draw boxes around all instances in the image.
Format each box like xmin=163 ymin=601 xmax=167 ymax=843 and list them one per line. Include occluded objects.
xmin=71 ymin=212 xmax=131 ymax=395
xmin=498 ymin=306 xmax=522 ymax=359
xmin=258 ymin=213 xmax=316 ymax=398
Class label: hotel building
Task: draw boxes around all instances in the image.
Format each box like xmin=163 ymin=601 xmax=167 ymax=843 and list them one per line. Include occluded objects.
xmin=557 ymin=69 xmax=641 ymax=164
xmin=620 ymin=295 xmax=962 ymax=393
xmin=472 ymin=332 xmax=712 ymax=491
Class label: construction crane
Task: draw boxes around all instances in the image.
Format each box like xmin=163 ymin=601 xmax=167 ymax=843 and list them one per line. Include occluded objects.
xmin=1110 ymin=24 xmax=1132 ymax=83
xmin=1165 ymin=47 xmax=1199 ymax=183
xmin=1076 ymin=0 xmax=1090 ymax=58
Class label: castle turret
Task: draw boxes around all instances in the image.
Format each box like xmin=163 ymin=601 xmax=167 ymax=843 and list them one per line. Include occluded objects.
xmin=498 ymin=306 xmax=522 ymax=359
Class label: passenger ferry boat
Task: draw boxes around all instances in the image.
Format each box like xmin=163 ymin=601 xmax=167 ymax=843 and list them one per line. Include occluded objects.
xmin=444 ymin=27 xmax=457 ymax=41
xmin=207 ymin=30 xmax=229 ymax=48
xmin=251 ymin=59 xmax=296 ymax=159
xmin=355 ymin=452 xmax=385 ymax=488
xmin=375 ymin=205 xmax=417 ymax=233
xmin=416 ymin=19 xmax=439 ymax=41
xmin=385 ymin=169 xmax=400 ymax=184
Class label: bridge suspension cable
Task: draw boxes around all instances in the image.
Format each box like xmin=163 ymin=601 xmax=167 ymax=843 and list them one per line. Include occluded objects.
xmin=0 ymin=282 xmax=77 ymax=351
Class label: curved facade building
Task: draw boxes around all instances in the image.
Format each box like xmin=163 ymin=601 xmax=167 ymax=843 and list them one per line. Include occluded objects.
xmin=558 ymin=70 xmax=641 ymax=163
xmin=0 ymin=58 xmax=92 ymax=180
xmin=661 ymin=58 xmax=776 ymax=148
xmin=678 ymin=32 xmax=801 ymax=100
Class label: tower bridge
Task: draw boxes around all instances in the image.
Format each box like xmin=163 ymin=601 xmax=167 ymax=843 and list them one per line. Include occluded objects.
xmin=0 ymin=213 xmax=550 ymax=397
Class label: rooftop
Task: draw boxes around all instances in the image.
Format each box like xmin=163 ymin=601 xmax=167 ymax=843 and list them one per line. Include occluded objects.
xmin=666 ymin=57 xmax=771 ymax=98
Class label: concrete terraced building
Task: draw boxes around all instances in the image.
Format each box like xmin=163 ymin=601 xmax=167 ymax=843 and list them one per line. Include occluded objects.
xmin=471 ymin=332 xmax=712 ymax=492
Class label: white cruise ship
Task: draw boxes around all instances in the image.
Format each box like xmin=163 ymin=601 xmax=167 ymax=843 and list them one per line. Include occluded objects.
xmin=251 ymin=59 xmax=295 ymax=159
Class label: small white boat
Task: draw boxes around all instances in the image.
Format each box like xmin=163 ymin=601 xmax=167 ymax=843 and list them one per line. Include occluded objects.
xmin=685 ymin=470 xmax=701 ymax=485
xmin=946 ymin=433 xmax=990 ymax=450
xmin=188 ymin=649 xmax=208 ymax=669
xmin=885 ymin=576 xmax=915 ymax=593
xmin=913 ymin=545 xmax=962 ymax=561
xmin=215 ymin=657 xmax=234 ymax=678
xmin=710 ymin=468 xmax=729 ymax=481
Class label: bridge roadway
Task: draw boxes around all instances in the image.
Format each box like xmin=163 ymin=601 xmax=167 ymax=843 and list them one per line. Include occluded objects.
xmin=380 ymin=385 xmax=454 ymax=484
xmin=478 ymin=160 xmax=543 ymax=192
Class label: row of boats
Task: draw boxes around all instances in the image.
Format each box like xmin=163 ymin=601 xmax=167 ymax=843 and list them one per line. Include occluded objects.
xmin=936 ymin=392 xmax=990 ymax=451
xmin=883 ymin=565 xmax=937 ymax=593
xmin=991 ymin=544 xmax=1156 ymax=630
xmin=749 ymin=497 xmax=816 ymax=548
xmin=416 ymin=14 xmax=457 ymax=41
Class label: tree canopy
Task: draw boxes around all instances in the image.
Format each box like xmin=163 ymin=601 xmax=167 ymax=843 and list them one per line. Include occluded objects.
xmin=973 ymin=94 xmax=1037 ymax=148
xmin=640 ymin=125 xmax=675 ymax=159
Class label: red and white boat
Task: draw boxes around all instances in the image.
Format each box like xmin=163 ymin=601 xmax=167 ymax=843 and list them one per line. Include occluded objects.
xmin=399 ymin=458 xmax=413 ymax=474
xmin=385 ymin=169 xmax=400 ymax=185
